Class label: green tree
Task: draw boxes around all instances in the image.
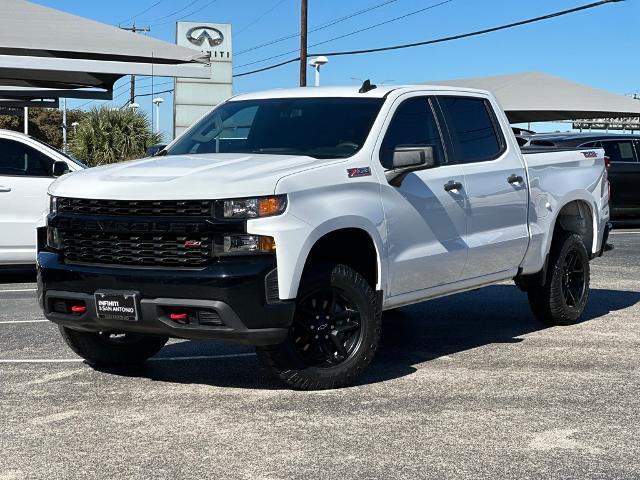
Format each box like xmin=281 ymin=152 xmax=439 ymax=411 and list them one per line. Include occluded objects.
xmin=70 ymin=107 xmax=162 ymax=167
xmin=0 ymin=108 xmax=85 ymax=149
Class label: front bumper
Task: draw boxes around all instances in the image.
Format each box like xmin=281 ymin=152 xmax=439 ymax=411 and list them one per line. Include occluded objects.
xmin=37 ymin=250 xmax=294 ymax=346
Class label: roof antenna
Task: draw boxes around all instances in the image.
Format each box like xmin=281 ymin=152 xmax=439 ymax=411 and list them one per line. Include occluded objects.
xmin=359 ymin=79 xmax=377 ymax=94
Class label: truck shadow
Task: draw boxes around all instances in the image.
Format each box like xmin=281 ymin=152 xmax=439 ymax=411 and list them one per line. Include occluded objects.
xmin=98 ymin=285 xmax=640 ymax=390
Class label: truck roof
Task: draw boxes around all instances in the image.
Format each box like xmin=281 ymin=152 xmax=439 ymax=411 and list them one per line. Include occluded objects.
xmin=230 ymin=84 xmax=492 ymax=101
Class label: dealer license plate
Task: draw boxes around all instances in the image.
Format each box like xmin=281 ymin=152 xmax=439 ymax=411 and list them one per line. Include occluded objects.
xmin=94 ymin=291 xmax=139 ymax=322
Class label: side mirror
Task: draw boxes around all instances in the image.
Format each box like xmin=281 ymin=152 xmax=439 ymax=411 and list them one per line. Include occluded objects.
xmin=146 ymin=144 xmax=168 ymax=157
xmin=52 ymin=161 xmax=70 ymax=177
xmin=385 ymin=145 xmax=436 ymax=186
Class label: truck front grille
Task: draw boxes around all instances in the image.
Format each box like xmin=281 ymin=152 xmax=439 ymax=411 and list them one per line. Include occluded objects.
xmin=57 ymin=197 xmax=214 ymax=217
xmin=59 ymin=231 xmax=212 ymax=268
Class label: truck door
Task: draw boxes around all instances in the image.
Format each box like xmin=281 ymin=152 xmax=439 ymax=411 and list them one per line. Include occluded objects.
xmin=436 ymin=95 xmax=529 ymax=278
xmin=597 ymin=139 xmax=640 ymax=218
xmin=377 ymin=96 xmax=467 ymax=296
xmin=0 ymin=138 xmax=56 ymax=264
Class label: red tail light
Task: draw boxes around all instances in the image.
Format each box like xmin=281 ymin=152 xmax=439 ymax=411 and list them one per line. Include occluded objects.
xmin=71 ymin=305 xmax=87 ymax=313
xmin=604 ymin=156 xmax=611 ymax=170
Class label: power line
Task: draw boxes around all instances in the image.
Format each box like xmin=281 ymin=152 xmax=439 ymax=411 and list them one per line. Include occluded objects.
xmin=143 ymin=0 xmax=200 ymax=23
xmin=75 ymin=80 xmax=175 ymax=109
xmin=235 ymin=0 xmax=453 ymax=70
xmin=235 ymin=0 xmax=403 ymax=56
xmin=149 ymin=0 xmax=221 ymax=27
xmin=136 ymin=88 xmax=174 ymax=98
xmin=236 ymin=0 xmax=290 ymax=37
xmin=118 ymin=0 xmax=165 ymax=26
xmin=233 ymin=0 xmax=623 ymax=78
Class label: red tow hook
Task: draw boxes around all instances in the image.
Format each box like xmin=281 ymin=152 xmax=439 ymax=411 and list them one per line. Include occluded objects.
xmin=71 ymin=305 xmax=87 ymax=314
xmin=169 ymin=313 xmax=189 ymax=323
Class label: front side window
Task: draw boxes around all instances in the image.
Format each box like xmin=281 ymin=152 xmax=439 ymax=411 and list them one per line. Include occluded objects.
xmin=0 ymin=139 xmax=54 ymax=176
xmin=438 ymin=96 xmax=504 ymax=163
xmin=167 ymin=97 xmax=384 ymax=159
xmin=600 ymin=140 xmax=637 ymax=162
xmin=379 ymin=97 xmax=445 ymax=169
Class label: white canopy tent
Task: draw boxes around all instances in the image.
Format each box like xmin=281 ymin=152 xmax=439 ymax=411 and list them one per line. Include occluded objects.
xmin=427 ymin=72 xmax=640 ymax=124
xmin=0 ymin=0 xmax=211 ymax=102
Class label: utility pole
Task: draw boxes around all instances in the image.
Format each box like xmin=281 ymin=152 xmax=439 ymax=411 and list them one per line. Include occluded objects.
xmin=119 ymin=23 xmax=151 ymax=104
xmin=62 ymin=98 xmax=67 ymax=153
xmin=299 ymin=0 xmax=308 ymax=87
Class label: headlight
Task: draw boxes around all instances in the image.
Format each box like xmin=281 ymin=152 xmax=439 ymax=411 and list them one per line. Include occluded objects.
xmin=215 ymin=235 xmax=276 ymax=256
xmin=50 ymin=196 xmax=58 ymax=215
xmin=222 ymin=195 xmax=287 ymax=219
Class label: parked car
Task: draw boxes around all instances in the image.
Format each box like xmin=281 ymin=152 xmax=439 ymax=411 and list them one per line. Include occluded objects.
xmin=517 ymin=132 xmax=640 ymax=220
xmin=0 ymin=130 xmax=85 ymax=267
xmin=38 ymin=84 xmax=610 ymax=389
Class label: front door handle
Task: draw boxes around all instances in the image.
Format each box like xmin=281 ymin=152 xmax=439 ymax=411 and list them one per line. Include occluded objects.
xmin=444 ymin=180 xmax=463 ymax=192
xmin=507 ymin=174 xmax=524 ymax=185
xmin=0 ymin=186 xmax=11 ymax=193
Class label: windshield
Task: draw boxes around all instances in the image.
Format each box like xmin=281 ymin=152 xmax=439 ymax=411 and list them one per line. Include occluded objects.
xmin=167 ymin=97 xmax=384 ymax=159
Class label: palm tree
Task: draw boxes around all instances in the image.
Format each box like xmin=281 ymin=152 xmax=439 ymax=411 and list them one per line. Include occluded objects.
xmin=70 ymin=106 xmax=162 ymax=166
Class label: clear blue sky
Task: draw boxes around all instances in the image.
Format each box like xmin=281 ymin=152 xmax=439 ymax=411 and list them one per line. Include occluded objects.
xmin=33 ymin=0 xmax=639 ymax=140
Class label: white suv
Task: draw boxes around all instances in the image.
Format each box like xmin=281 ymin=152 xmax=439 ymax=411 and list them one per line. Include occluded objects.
xmin=0 ymin=129 xmax=84 ymax=266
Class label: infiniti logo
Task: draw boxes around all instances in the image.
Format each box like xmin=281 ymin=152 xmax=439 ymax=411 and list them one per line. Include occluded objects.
xmin=186 ymin=26 xmax=224 ymax=47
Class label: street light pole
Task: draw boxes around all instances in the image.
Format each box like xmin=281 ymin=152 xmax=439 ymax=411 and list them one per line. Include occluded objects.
xmin=152 ymin=97 xmax=164 ymax=134
xmin=299 ymin=0 xmax=308 ymax=87
xmin=309 ymin=56 xmax=329 ymax=87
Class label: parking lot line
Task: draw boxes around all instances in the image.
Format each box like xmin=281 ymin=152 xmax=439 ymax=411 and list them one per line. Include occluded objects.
xmin=0 ymin=288 xmax=37 ymax=293
xmin=0 ymin=320 xmax=49 ymax=325
xmin=0 ymin=353 xmax=256 ymax=364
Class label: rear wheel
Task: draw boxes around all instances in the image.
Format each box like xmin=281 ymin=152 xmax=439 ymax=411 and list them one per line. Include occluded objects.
xmin=528 ymin=232 xmax=590 ymax=326
xmin=59 ymin=326 xmax=168 ymax=366
xmin=257 ymin=263 xmax=381 ymax=390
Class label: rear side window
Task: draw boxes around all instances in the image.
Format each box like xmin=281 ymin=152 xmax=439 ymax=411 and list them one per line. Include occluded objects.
xmin=380 ymin=97 xmax=445 ymax=169
xmin=599 ymin=140 xmax=637 ymax=163
xmin=438 ymin=96 xmax=505 ymax=163
xmin=0 ymin=139 xmax=54 ymax=177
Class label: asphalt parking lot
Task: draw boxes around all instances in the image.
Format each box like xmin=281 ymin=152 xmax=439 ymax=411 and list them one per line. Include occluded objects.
xmin=0 ymin=230 xmax=638 ymax=480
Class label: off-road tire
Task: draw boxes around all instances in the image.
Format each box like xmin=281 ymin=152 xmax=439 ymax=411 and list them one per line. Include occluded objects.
xmin=257 ymin=263 xmax=381 ymax=390
xmin=528 ymin=232 xmax=590 ymax=326
xmin=59 ymin=326 xmax=168 ymax=366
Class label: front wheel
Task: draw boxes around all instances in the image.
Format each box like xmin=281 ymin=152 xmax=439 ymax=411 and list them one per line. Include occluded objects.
xmin=527 ymin=232 xmax=590 ymax=326
xmin=257 ymin=263 xmax=381 ymax=390
xmin=59 ymin=326 xmax=168 ymax=366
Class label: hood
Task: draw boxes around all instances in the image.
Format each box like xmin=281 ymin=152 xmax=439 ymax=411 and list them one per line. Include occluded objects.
xmin=49 ymin=153 xmax=325 ymax=200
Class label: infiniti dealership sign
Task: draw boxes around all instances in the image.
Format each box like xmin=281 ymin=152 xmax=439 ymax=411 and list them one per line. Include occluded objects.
xmin=174 ymin=22 xmax=232 ymax=138
xmin=186 ymin=26 xmax=224 ymax=48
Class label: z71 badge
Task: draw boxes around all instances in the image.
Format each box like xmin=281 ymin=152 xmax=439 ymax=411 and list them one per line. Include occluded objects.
xmin=347 ymin=167 xmax=372 ymax=178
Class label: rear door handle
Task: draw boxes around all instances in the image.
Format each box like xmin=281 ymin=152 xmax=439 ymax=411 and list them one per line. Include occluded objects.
xmin=0 ymin=186 xmax=11 ymax=193
xmin=444 ymin=180 xmax=463 ymax=192
xmin=507 ymin=174 xmax=524 ymax=185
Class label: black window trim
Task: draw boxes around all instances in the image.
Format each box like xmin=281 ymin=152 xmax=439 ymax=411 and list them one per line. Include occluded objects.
xmin=435 ymin=95 xmax=507 ymax=165
xmin=0 ymin=137 xmax=59 ymax=178
xmin=378 ymin=94 xmax=450 ymax=170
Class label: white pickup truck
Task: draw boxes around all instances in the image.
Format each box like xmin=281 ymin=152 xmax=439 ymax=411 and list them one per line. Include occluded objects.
xmin=38 ymin=83 xmax=611 ymax=390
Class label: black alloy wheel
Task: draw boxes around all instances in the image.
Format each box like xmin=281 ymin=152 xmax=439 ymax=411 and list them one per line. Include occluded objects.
xmin=561 ymin=249 xmax=587 ymax=308
xmin=257 ymin=263 xmax=381 ymax=390
xmin=291 ymin=286 xmax=362 ymax=368
xmin=527 ymin=232 xmax=590 ymax=326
